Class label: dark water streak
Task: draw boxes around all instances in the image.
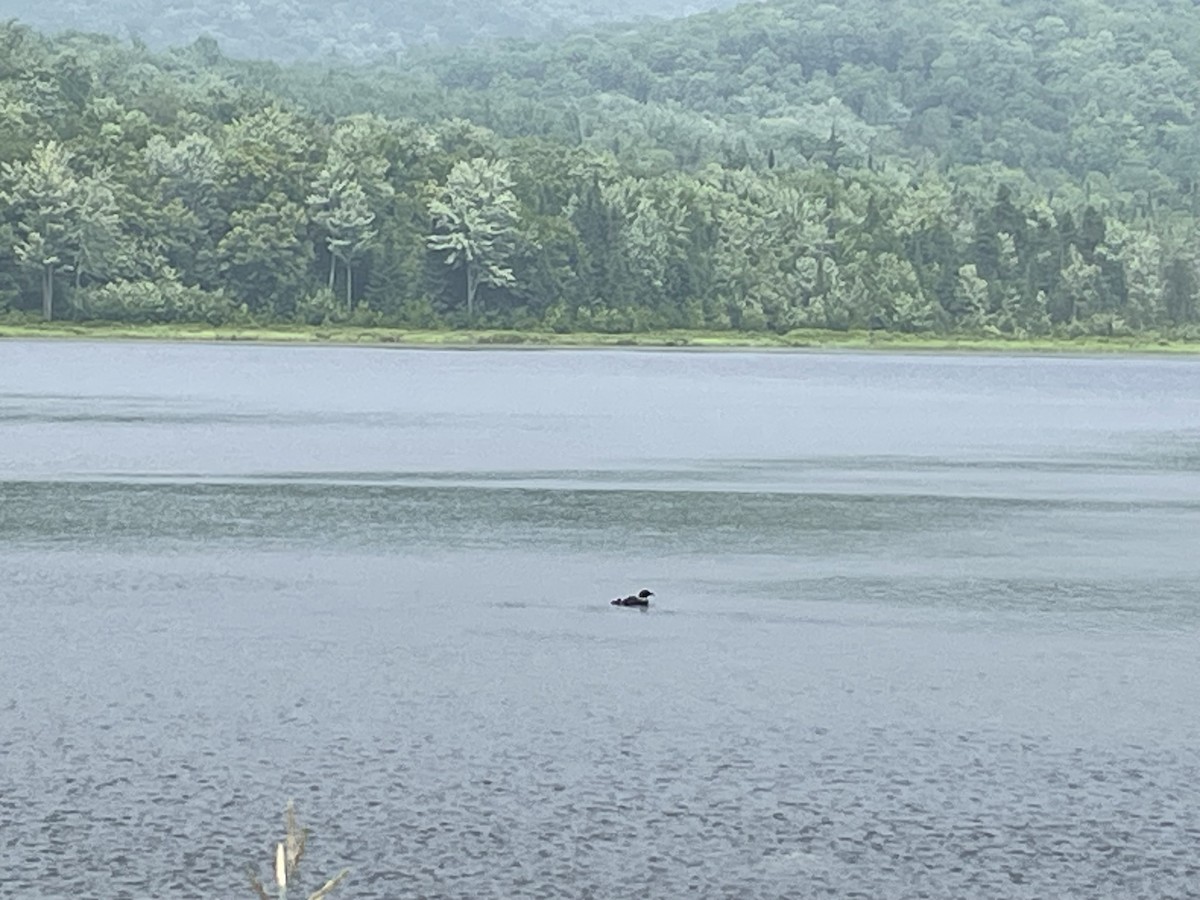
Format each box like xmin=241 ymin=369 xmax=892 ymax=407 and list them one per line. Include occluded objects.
xmin=1 ymin=341 xmax=1199 ymax=898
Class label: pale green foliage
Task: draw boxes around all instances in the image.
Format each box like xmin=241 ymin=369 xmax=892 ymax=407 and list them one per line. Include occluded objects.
xmin=70 ymin=175 xmax=126 ymax=284
xmin=891 ymin=290 xmax=942 ymax=333
xmin=306 ymin=123 xmax=392 ymax=308
xmin=144 ymin=132 xmax=226 ymax=224
xmin=1058 ymin=245 xmax=1104 ymax=323
xmin=325 ymin=116 xmax=395 ymax=204
xmin=293 ymin=287 xmax=344 ymax=325
xmin=427 ymin=157 xmax=520 ymax=318
xmin=799 ymin=260 xmax=853 ymax=330
xmin=142 ymin=132 xmax=230 ymax=288
xmin=0 ymin=79 xmax=52 ymax=157
xmin=76 ymin=96 xmax=153 ymax=171
xmin=711 ymin=177 xmax=839 ymax=330
xmin=308 ymin=173 xmax=377 ymax=306
xmin=955 ymin=264 xmax=992 ymax=330
xmin=893 ymin=181 xmax=955 ymax=239
xmin=216 ymin=192 xmax=313 ymax=314
xmin=2 ymin=140 xmax=77 ymax=272
xmin=1101 ymin=222 xmax=1163 ymax=329
xmin=848 ymin=251 xmax=938 ymax=332
xmin=602 ymin=177 xmax=690 ymax=304
xmin=0 ymin=140 xmax=122 ymax=318
xmin=75 ymin=276 xmax=238 ymax=324
xmin=221 ymin=105 xmax=317 ymax=205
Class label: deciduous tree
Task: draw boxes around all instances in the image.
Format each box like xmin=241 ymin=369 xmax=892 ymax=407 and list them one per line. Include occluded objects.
xmin=427 ymin=158 xmax=520 ymax=319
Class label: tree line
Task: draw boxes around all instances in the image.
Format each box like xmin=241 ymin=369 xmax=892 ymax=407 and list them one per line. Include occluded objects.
xmin=0 ymin=20 xmax=1198 ymax=337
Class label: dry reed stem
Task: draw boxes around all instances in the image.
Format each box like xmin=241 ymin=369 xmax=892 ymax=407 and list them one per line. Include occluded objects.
xmin=247 ymin=802 xmax=347 ymax=899
xmin=307 ymin=869 xmax=350 ymax=900
xmin=284 ymin=800 xmax=307 ymax=882
xmin=248 ymin=868 xmax=272 ymax=900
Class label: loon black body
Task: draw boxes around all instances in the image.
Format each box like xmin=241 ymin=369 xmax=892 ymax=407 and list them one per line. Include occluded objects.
xmin=611 ymin=589 xmax=654 ymax=607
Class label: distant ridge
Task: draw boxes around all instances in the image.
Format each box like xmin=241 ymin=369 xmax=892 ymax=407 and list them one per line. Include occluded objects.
xmin=0 ymin=0 xmax=742 ymax=60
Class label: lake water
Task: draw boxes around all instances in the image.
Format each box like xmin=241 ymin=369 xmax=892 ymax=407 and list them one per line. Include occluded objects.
xmin=2 ymin=340 xmax=1199 ymax=898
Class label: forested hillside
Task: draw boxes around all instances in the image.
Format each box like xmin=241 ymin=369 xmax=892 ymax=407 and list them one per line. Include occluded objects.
xmin=0 ymin=0 xmax=735 ymax=61
xmin=1 ymin=1 xmax=1199 ymax=338
xmin=263 ymin=0 xmax=1200 ymax=211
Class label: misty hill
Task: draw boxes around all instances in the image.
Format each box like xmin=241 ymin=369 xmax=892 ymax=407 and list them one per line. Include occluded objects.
xmin=0 ymin=0 xmax=741 ymax=61
xmin=244 ymin=0 xmax=1200 ymax=211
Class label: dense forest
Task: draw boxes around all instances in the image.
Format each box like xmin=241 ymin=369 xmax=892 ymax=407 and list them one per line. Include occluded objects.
xmin=0 ymin=0 xmax=735 ymax=61
xmin=2 ymin=0 xmax=1200 ymax=338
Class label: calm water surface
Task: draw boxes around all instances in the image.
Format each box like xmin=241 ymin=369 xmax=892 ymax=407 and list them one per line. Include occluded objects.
xmin=2 ymin=340 xmax=1199 ymax=898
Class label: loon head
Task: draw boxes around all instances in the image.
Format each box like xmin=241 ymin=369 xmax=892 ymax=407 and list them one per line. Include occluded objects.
xmin=637 ymin=589 xmax=654 ymax=599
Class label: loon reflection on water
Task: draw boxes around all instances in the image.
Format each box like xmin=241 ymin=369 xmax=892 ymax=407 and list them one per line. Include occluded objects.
xmin=611 ymin=589 xmax=654 ymax=607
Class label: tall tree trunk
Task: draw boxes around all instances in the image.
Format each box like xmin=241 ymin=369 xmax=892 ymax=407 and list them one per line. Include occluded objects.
xmin=329 ymin=254 xmax=337 ymax=290
xmin=466 ymin=264 xmax=478 ymax=320
xmin=42 ymin=265 xmax=53 ymax=322
xmin=346 ymin=264 xmax=353 ymax=311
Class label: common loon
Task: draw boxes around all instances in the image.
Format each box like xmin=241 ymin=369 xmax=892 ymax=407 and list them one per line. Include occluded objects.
xmin=611 ymin=589 xmax=654 ymax=607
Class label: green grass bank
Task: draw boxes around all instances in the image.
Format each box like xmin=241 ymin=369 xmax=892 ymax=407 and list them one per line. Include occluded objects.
xmin=2 ymin=320 xmax=1199 ymax=354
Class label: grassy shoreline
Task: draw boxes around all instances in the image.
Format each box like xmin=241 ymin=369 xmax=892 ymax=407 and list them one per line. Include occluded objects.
xmin=1 ymin=320 xmax=1198 ymax=354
